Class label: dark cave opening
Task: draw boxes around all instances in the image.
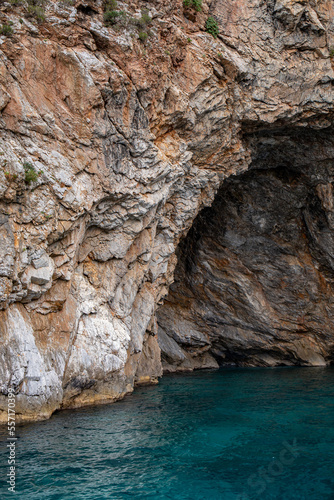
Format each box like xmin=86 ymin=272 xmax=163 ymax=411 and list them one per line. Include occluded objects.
xmin=77 ymin=4 xmax=98 ymax=16
xmin=157 ymin=126 xmax=334 ymax=370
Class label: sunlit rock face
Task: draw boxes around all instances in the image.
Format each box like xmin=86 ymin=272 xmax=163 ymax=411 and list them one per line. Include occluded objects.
xmin=0 ymin=0 xmax=334 ymax=421
xmin=157 ymin=127 xmax=334 ymax=370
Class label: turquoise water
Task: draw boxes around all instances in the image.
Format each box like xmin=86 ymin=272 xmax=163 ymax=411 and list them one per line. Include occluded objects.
xmin=1 ymin=367 xmax=334 ymax=499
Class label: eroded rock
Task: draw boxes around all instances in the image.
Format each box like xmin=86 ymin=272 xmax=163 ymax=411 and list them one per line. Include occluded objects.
xmin=0 ymin=0 xmax=334 ymax=421
xmin=157 ymin=127 xmax=334 ymax=369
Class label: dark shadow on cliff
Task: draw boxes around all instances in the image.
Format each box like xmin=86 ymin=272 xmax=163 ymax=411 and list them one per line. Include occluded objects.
xmin=157 ymin=125 xmax=334 ymax=371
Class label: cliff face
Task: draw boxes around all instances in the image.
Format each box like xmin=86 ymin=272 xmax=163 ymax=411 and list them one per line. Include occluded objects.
xmin=158 ymin=128 xmax=334 ymax=370
xmin=0 ymin=0 xmax=333 ymax=422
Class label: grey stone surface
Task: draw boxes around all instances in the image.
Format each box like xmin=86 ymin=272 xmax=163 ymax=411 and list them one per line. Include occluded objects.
xmin=0 ymin=0 xmax=333 ymax=421
xmin=158 ymin=127 xmax=334 ymax=368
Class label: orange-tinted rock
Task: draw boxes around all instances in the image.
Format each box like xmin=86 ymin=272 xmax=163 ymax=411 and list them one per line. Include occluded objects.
xmin=0 ymin=0 xmax=334 ymax=422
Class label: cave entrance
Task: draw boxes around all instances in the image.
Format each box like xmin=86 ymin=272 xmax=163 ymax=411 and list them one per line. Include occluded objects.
xmin=157 ymin=126 xmax=334 ymax=370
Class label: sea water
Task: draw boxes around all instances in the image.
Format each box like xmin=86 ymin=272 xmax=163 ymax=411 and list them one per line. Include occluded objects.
xmin=1 ymin=367 xmax=334 ymax=499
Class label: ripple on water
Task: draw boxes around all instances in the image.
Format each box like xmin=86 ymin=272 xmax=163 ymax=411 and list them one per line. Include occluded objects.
xmin=0 ymin=367 xmax=334 ymax=500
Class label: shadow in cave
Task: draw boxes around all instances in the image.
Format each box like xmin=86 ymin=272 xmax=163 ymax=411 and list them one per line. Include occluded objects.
xmin=157 ymin=125 xmax=334 ymax=371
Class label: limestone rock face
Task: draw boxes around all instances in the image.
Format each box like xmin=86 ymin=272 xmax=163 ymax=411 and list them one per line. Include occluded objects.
xmin=158 ymin=128 xmax=334 ymax=369
xmin=0 ymin=0 xmax=333 ymax=421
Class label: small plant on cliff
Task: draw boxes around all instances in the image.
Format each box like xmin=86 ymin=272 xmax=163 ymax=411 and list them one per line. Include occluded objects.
xmin=129 ymin=9 xmax=151 ymax=30
xmin=0 ymin=23 xmax=13 ymax=36
xmin=4 ymin=171 xmax=18 ymax=182
xmin=104 ymin=0 xmax=117 ymax=10
xmin=183 ymin=0 xmax=202 ymax=12
xmin=329 ymin=46 xmax=334 ymax=58
xmin=104 ymin=9 xmax=121 ymax=25
xmin=23 ymin=162 xmax=39 ymax=184
xmin=103 ymin=0 xmax=130 ymax=29
xmin=138 ymin=31 xmax=148 ymax=42
xmin=138 ymin=9 xmax=151 ymax=26
xmin=27 ymin=5 xmax=45 ymax=23
xmin=26 ymin=0 xmax=46 ymax=23
xmin=103 ymin=0 xmax=119 ymax=25
xmin=205 ymin=16 xmax=219 ymax=38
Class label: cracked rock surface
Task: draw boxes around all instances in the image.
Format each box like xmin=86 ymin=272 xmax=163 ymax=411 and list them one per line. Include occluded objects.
xmin=158 ymin=127 xmax=334 ymax=370
xmin=0 ymin=0 xmax=334 ymax=421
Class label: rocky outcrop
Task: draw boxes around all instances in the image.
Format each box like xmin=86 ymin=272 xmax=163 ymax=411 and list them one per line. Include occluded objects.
xmin=158 ymin=127 xmax=334 ymax=370
xmin=0 ymin=0 xmax=334 ymax=421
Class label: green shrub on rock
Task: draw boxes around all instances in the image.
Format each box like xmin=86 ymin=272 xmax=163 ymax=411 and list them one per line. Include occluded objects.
xmin=140 ymin=9 xmax=151 ymax=25
xmin=205 ymin=16 xmax=219 ymax=38
xmin=139 ymin=31 xmax=148 ymax=42
xmin=104 ymin=10 xmax=121 ymax=26
xmin=104 ymin=0 xmax=117 ymax=10
xmin=26 ymin=0 xmax=46 ymax=23
xmin=0 ymin=23 xmax=13 ymax=36
xmin=103 ymin=1 xmax=152 ymax=43
xmin=183 ymin=0 xmax=202 ymax=12
xmin=23 ymin=162 xmax=39 ymax=184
